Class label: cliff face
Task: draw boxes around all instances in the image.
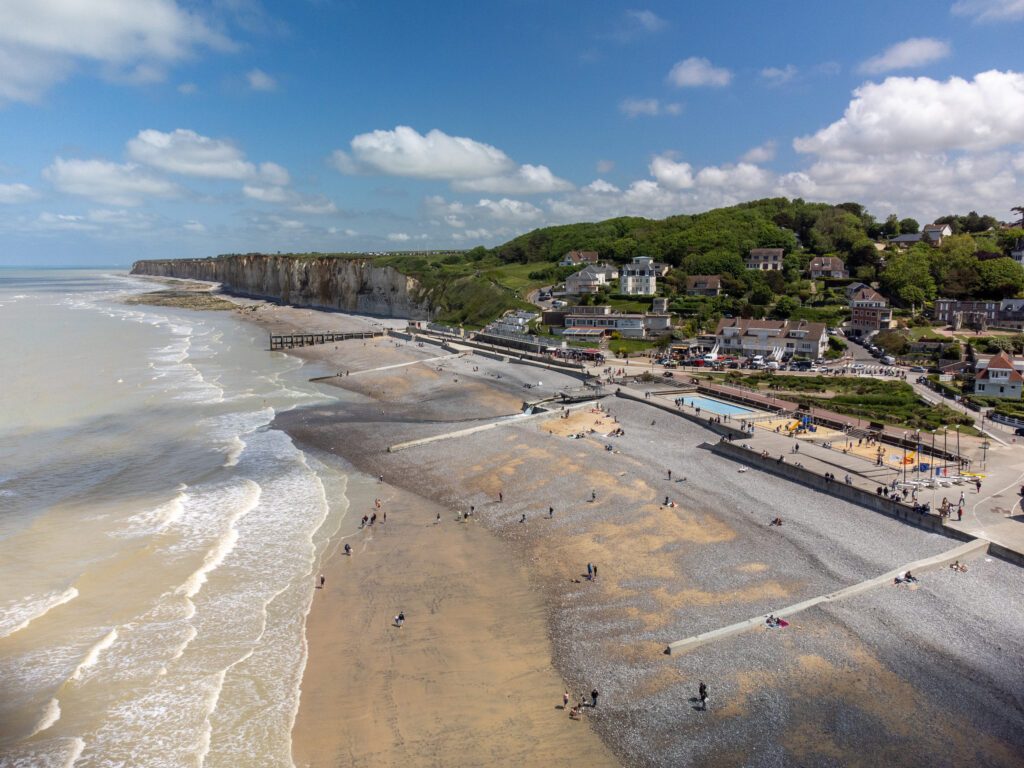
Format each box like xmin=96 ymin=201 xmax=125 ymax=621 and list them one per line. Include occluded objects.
xmin=130 ymin=254 xmax=437 ymax=320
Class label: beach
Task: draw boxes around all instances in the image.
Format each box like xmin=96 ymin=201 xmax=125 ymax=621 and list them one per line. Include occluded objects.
xmin=268 ymin=309 xmax=1024 ymax=767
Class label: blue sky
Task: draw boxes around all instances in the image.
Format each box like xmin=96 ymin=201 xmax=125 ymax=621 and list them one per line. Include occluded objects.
xmin=1 ymin=0 xmax=1024 ymax=265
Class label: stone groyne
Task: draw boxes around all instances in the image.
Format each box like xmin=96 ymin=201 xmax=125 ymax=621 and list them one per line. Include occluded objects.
xmin=131 ymin=254 xmax=436 ymax=320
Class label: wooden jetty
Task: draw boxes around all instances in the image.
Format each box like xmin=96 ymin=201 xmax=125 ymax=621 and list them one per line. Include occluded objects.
xmin=269 ymin=330 xmax=383 ymax=350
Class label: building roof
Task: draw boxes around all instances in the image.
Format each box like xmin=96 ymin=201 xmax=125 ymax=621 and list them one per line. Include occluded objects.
xmin=714 ymin=317 xmax=827 ymax=343
xmin=809 ymin=256 xmax=846 ymax=272
xmin=850 ymin=287 xmax=885 ymax=303
xmin=562 ymin=250 xmax=599 ymax=264
xmin=977 ymin=351 xmax=1024 ymax=382
xmin=747 ymin=248 xmax=784 ymax=259
xmin=890 ymin=233 xmax=923 ymax=244
xmin=685 ymin=274 xmax=721 ymax=290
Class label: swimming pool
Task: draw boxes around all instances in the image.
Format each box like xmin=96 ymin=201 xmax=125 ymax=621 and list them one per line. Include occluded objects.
xmin=679 ymin=395 xmax=754 ymax=416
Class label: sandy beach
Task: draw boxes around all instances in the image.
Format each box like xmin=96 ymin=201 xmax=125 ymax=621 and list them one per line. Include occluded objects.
xmin=179 ymin=290 xmax=1023 ymax=766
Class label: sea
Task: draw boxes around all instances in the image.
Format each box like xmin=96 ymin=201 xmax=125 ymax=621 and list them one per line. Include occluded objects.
xmin=0 ymin=269 xmax=351 ymax=768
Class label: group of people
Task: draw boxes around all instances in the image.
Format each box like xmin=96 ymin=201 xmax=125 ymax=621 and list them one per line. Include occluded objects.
xmin=563 ymin=688 xmax=600 ymax=720
xmin=769 ymin=517 xmax=783 ymax=527
xmin=894 ymin=570 xmax=919 ymax=585
xmin=950 ymin=560 xmax=969 ymax=573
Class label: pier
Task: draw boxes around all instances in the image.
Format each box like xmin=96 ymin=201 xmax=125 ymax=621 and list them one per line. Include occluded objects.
xmin=269 ymin=330 xmax=383 ymax=350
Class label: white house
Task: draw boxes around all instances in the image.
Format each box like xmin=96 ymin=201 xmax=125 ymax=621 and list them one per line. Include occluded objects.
xmin=715 ymin=318 xmax=828 ymax=360
xmin=564 ymin=264 xmax=617 ymax=295
xmin=619 ymin=256 xmax=657 ymax=295
xmin=745 ymin=248 xmax=784 ymax=271
xmin=974 ymin=351 xmax=1024 ymax=399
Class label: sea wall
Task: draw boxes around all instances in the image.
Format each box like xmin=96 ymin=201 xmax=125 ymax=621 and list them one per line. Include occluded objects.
xmin=130 ymin=254 xmax=437 ymax=320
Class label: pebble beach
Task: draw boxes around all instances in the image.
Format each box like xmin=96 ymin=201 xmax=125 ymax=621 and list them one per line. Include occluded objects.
xmin=251 ymin=306 xmax=1024 ymax=767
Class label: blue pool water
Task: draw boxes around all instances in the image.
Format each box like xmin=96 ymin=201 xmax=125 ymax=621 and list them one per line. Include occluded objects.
xmin=680 ymin=396 xmax=754 ymax=416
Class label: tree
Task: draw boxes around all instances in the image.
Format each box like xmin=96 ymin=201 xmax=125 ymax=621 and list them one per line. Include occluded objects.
xmin=1011 ymin=205 xmax=1024 ymax=228
xmin=749 ymin=283 xmax=775 ymax=305
xmin=882 ymin=214 xmax=901 ymax=238
xmin=880 ymin=249 xmax=936 ymax=304
xmin=978 ymin=258 xmax=1024 ymax=299
xmin=771 ymin=295 xmax=799 ymax=319
xmin=875 ymin=330 xmax=910 ymax=355
xmin=899 ymin=218 xmax=920 ymax=234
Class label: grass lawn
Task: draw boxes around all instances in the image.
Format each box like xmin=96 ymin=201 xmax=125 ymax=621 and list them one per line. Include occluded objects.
xmin=606 ymin=298 xmax=651 ymax=313
xmin=609 ymin=338 xmax=662 ymax=356
xmin=907 ymin=326 xmax=948 ymax=341
xmin=479 ymin=262 xmax=549 ymax=298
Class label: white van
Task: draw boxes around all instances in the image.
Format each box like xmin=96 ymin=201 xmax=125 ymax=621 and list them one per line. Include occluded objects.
xmin=881 ymin=355 xmax=896 ymax=366
xmin=751 ymin=355 xmax=765 ymax=367
xmin=765 ymin=361 xmax=780 ymax=370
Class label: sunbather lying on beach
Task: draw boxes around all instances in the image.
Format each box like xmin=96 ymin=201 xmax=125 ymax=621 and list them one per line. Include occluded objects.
xmin=769 ymin=517 xmax=783 ymax=526
xmin=950 ymin=560 xmax=968 ymax=572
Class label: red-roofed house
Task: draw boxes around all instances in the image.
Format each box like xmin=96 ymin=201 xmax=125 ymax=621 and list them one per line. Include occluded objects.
xmin=808 ymin=256 xmax=848 ymax=279
xmin=974 ymin=351 xmax=1024 ymax=399
xmin=559 ymin=250 xmax=600 ymax=267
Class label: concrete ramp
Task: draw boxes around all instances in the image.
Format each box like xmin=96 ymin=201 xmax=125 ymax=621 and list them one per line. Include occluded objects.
xmin=665 ymin=538 xmax=989 ymax=655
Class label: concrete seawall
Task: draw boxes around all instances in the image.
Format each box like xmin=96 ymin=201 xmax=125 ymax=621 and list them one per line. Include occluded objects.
xmin=707 ymin=439 xmax=968 ymax=539
xmin=665 ymin=538 xmax=990 ymax=654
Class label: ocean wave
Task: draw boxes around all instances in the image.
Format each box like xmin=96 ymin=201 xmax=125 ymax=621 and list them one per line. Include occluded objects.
xmin=0 ymin=736 xmax=85 ymax=768
xmin=0 ymin=587 xmax=79 ymax=639
xmin=27 ymin=697 xmax=62 ymax=738
xmin=117 ymin=485 xmax=189 ymax=538
xmin=69 ymin=626 xmax=120 ymax=683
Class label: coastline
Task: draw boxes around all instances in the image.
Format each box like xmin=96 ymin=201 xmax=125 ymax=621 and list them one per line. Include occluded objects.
xmin=127 ymin=280 xmax=1024 ymax=766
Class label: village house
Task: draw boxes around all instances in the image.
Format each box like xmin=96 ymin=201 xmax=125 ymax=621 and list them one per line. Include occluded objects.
xmin=563 ymin=264 xmax=617 ymax=295
xmin=560 ymin=301 xmax=671 ymax=340
xmin=714 ymin=318 xmax=828 ymax=360
xmin=808 ymin=255 xmax=848 ymax=279
xmin=745 ymin=247 xmax=784 ymax=271
xmin=889 ymin=223 xmax=953 ymax=249
xmin=974 ymin=350 xmax=1024 ymax=399
xmin=685 ymin=275 xmax=722 ymax=297
xmin=558 ymin=250 xmax=599 ymax=267
xmin=935 ymin=298 xmax=1000 ymax=330
xmin=848 ymin=286 xmax=895 ymax=336
xmin=619 ymin=256 xmax=658 ymax=295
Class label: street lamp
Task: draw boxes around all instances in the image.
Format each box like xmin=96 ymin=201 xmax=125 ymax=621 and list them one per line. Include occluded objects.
xmin=902 ymin=432 xmax=908 ymax=485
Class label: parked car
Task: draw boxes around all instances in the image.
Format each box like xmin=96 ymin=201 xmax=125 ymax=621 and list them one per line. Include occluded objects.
xmin=1015 ymin=427 xmax=1024 ymax=437
xmin=910 ymin=365 xmax=927 ymax=373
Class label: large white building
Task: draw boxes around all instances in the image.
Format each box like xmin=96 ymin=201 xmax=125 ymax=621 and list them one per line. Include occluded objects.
xmin=564 ymin=264 xmax=617 ymax=295
xmin=619 ymin=256 xmax=658 ymax=295
xmin=715 ymin=318 xmax=828 ymax=360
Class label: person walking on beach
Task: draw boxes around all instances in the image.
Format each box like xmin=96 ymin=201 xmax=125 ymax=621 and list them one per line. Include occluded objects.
xmin=344 ymin=543 xmax=351 ymax=556
xmin=958 ymin=490 xmax=966 ymax=507
xmin=548 ymin=506 xmax=554 ymax=518
xmin=563 ymin=690 xmax=570 ymax=709
xmin=520 ymin=513 xmax=526 ymax=523
xmin=378 ymin=474 xmax=384 ymax=483
xmin=395 ymin=611 xmax=405 ymax=628
xmin=975 ymin=478 xmax=982 ymax=493
xmin=698 ymin=681 xmax=708 ymax=711
xmin=592 ymin=564 xmax=598 ymax=580
xmin=318 ymin=575 xmax=325 ymax=589
xmin=435 ymin=512 xmax=441 ymax=524
xmin=498 ymin=491 xmax=503 ymax=503
xmin=667 ymin=469 xmax=672 ymax=480
xmin=957 ymin=504 xmax=963 ymax=521
xmin=587 ymin=563 xmax=593 ymax=580
xmin=591 ymin=489 xmax=596 ymax=502
xmin=591 ymin=689 xmax=599 ymax=708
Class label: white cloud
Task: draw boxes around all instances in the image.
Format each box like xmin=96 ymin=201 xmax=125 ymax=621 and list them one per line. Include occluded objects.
xmin=337 ymin=126 xmax=514 ymax=180
xmin=760 ymin=65 xmax=797 ymax=86
xmin=246 ymin=68 xmax=276 ymax=91
xmin=0 ymin=0 xmax=231 ymax=103
xmin=667 ymin=57 xmax=732 ymax=87
xmin=649 ymin=155 xmax=694 ymax=189
xmin=243 ymin=184 xmax=291 ymax=203
xmin=586 ymin=179 xmax=620 ymax=193
xmin=257 ymin=161 xmax=290 ymax=186
xmin=695 ymin=162 xmax=773 ymax=190
xmin=619 ymin=98 xmax=682 ymax=117
xmin=951 ymin=0 xmax=1024 ymax=22
xmin=128 ymin=129 xmax=256 ymax=179
xmin=183 ymin=220 xmax=206 ymax=232
xmin=34 ymin=212 xmax=99 ymax=231
xmin=44 ymin=157 xmax=180 ymax=205
xmin=0 ymin=183 xmax=40 ymax=203
xmin=859 ymin=38 xmax=951 ymax=75
xmin=741 ymin=141 xmax=777 ymax=163
xmin=476 ymin=198 xmax=543 ymax=223
xmin=794 ymin=70 xmax=1024 ymax=158
xmin=452 ymin=164 xmax=572 ymax=194
xmin=625 ymin=9 xmax=667 ymax=32
xmin=387 ymin=232 xmax=411 ymax=242
xmin=290 ymin=196 xmax=337 ymax=215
